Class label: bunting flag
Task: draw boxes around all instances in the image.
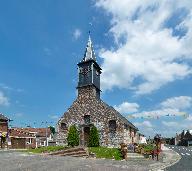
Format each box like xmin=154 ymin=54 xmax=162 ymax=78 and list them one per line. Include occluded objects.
xmin=127 ymin=111 xmax=190 ymax=120
xmin=9 ymin=121 xmax=56 ymax=128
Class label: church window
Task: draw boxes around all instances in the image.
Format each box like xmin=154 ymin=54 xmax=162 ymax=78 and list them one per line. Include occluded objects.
xmin=109 ymin=120 xmax=116 ymax=132
xmin=124 ymin=124 xmax=128 ymax=130
xmin=61 ymin=123 xmax=67 ymax=130
xmin=84 ymin=115 xmax=91 ymax=124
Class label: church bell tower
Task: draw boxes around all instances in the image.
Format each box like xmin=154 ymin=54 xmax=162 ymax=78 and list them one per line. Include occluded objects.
xmin=77 ymin=34 xmax=102 ymax=98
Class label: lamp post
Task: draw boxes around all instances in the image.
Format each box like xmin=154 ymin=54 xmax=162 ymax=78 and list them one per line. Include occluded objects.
xmin=45 ymin=121 xmax=48 ymax=147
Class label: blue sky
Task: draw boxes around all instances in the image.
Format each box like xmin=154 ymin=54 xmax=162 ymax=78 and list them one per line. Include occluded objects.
xmin=0 ymin=0 xmax=192 ymax=137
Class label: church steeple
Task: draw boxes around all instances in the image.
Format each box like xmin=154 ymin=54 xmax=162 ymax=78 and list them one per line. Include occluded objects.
xmin=82 ymin=33 xmax=96 ymax=62
xmin=77 ymin=33 xmax=102 ymax=99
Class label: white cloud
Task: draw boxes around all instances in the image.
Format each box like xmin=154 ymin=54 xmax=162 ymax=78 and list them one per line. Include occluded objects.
xmin=161 ymin=120 xmax=192 ymax=134
xmin=73 ymin=29 xmax=81 ymax=40
xmin=95 ymin=0 xmax=192 ymax=94
xmin=114 ymin=101 xmax=139 ymax=114
xmin=0 ymin=91 xmax=9 ymax=106
xmin=120 ymin=96 xmax=192 ymax=137
xmin=0 ymin=83 xmax=24 ymax=93
xmin=128 ymin=96 xmax=191 ymax=119
xmin=160 ymin=96 xmax=192 ymax=110
xmin=49 ymin=115 xmax=59 ymax=120
xmin=186 ymin=115 xmax=192 ymax=121
xmin=134 ymin=121 xmax=154 ymax=136
xmin=134 ymin=121 xmax=153 ymax=128
xmin=162 ymin=121 xmax=178 ymax=127
xmin=131 ymin=108 xmax=185 ymax=119
xmin=132 ymin=95 xmax=191 ymax=118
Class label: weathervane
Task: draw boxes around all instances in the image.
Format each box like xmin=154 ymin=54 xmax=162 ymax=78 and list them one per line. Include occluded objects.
xmin=88 ymin=22 xmax=93 ymax=36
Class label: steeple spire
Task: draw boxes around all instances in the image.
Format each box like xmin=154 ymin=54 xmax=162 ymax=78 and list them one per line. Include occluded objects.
xmin=83 ymin=32 xmax=96 ymax=61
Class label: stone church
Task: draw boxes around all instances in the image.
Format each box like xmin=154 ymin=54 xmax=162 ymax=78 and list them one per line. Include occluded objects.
xmin=57 ymin=35 xmax=138 ymax=147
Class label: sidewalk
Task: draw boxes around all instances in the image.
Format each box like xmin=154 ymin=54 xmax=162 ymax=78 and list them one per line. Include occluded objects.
xmin=149 ymin=146 xmax=181 ymax=170
xmin=0 ymin=148 xmax=27 ymax=151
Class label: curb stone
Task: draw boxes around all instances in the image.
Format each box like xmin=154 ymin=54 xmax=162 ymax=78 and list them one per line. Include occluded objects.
xmin=149 ymin=149 xmax=181 ymax=171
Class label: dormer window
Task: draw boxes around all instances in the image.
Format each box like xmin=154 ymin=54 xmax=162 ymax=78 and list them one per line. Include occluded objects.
xmin=84 ymin=115 xmax=90 ymax=124
xmin=109 ymin=120 xmax=116 ymax=133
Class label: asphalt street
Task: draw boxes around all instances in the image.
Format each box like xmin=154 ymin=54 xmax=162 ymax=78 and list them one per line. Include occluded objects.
xmin=165 ymin=145 xmax=192 ymax=171
xmin=0 ymin=150 xmax=152 ymax=171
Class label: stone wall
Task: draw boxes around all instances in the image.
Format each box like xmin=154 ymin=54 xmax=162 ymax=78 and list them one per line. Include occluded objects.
xmin=57 ymin=86 xmax=138 ymax=147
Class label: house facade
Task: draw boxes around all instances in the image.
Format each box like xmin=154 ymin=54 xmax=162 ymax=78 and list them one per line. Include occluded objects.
xmin=174 ymin=130 xmax=192 ymax=146
xmin=8 ymin=127 xmax=53 ymax=149
xmin=0 ymin=113 xmax=9 ymax=148
xmin=0 ymin=113 xmax=9 ymax=133
xmin=57 ymin=35 xmax=138 ymax=147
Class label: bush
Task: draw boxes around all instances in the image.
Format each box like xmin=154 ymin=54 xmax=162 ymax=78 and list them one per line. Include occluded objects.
xmin=135 ymin=144 xmax=155 ymax=154
xmin=143 ymin=144 xmax=155 ymax=153
xmin=88 ymin=126 xmax=99 ymax=147
xmin=67 ymin=125 xmax=79 ymax=147
xmin=89 ymin=147 xmax=122 ymax=160
xmin=27 ymin=146 xmax=67 ymax=153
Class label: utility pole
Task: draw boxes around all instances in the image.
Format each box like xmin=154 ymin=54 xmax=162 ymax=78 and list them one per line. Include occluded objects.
xmin=45 ymin=121 xmax=48 ymax=147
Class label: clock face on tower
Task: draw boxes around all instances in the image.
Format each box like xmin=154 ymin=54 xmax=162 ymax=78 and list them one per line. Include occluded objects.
xmin=78 ymin=62 xmax=101 ymax=92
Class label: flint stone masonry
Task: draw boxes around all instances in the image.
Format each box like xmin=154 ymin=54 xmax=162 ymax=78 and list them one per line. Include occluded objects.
xmin=57 ymin=86 xmax=138 ymax=147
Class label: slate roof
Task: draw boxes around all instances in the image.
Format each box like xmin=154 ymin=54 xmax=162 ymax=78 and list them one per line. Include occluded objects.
xmin=184 ymin=130 xmax=192 ymax=140
xmin=106 ymin=102 xmax=138 ymax=130
xmin=0 ymin=113 xmax=9 ymax=121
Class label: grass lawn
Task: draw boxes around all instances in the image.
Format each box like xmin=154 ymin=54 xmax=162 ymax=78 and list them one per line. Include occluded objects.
xmin=89 ymin=147 xmax=123 ymax=160
xmin=26 ymin=146 xmax=67 ymax=153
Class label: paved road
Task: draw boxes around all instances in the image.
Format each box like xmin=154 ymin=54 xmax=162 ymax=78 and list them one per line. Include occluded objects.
xmin=0 ymin=150 xmax=155 ymax=171
xmin=166 ymin=145 xmax=192 ymax=171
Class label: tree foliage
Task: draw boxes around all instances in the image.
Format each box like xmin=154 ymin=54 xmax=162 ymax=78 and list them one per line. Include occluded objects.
xmin=88 ymin=126 xmax=99 ymax=147
xmin=67 ymin=125 xmax=79 ymax=147
xmin=49 ymin=126 xmax=55 ymax=134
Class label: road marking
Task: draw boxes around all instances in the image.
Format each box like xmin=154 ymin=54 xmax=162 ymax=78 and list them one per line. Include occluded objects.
xmin=186 ymin=153 xmax=190 ymax=156
xmin=181 ymin=153 xmax=185 ymax=155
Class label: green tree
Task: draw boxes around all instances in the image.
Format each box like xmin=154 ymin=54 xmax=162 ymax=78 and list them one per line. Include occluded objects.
xmin=67 ymin=125 xmax=79 ymax=147
xmin=88 ymin=126 xmax=99 ymax=147
xmin=49 ymin=126 xmax=55 ymax=134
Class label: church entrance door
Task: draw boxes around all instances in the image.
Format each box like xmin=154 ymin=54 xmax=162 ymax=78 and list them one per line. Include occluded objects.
xmin=84 ymin=127 xmax=90 ymax=146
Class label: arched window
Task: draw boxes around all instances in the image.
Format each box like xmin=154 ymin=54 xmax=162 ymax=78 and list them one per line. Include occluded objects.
xmin=124 ymin=124 xmax=128 ymax=130
xmin=84 ymin=115 xmax=90 ymax=124
xmin=109 ymin=120 xmax=116 ymax=132
xmin=60 ymin=123 xmax=67 ymax=130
